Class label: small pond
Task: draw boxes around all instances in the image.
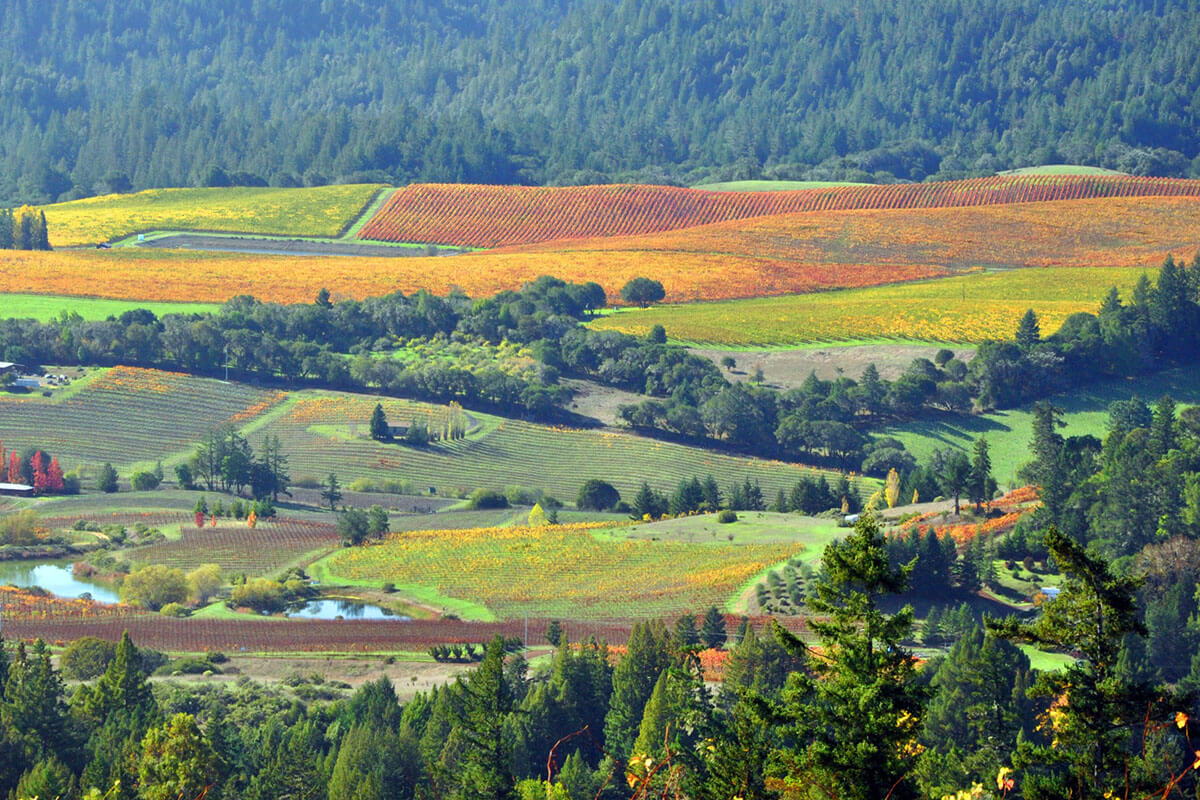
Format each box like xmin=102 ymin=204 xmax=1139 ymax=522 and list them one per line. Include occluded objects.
xmin=286 ymin=598 xmax=410 ymax=620
xmin=0 ymin=560 xmax=120 ymax=604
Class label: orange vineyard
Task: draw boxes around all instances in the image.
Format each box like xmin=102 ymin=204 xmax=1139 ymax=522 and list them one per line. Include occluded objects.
xmin=357 ymin=175 xmax=1200 ymax=248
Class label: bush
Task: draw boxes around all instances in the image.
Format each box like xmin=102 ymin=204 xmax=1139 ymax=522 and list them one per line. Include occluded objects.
xmin=576 ymin=479 xmax=620 ymax=511
xmin=130 ymin=471 xmax=161 ymax=491
xmin=159 ymin=602 xmax=189 ymax=617
xmin=97 ymin=462 xmax=119 ymax=493
xmin=717 ymin=509 xmax=738 ymax=523
xmin=119 ymin=565 xmax=188 ymax=611
xmin=467 ymin=488 xmax=509 ymax=509
xmin=230 ymin=578 xmax=288 ymax=613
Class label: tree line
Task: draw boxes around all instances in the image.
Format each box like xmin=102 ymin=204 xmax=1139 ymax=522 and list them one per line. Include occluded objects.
xmin=6 ymin=0 xmax=1200 ymax=203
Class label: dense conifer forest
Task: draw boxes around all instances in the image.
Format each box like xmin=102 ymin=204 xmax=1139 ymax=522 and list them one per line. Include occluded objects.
xmin=3 ymin=0 xmax=1200 ymax=202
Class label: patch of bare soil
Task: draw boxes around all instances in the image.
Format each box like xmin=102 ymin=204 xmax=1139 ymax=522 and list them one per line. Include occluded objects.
xmin=157 ymin=655 xmax=477 ymax=699
xmin=691 ymin=344 xmax=977 ymax=390
xmin=561 ymin=378 xmax=647 ymax=426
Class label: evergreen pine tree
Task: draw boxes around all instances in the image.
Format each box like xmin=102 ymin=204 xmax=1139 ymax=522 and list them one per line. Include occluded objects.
xmin=700 ymin=474 xmax=722 ymax=509
xmin=700 ymin=606 xmax=727 ymax=649
xmin=603 ymin=620 xmax=672 ymax=761
xmin=771 ymin=513 xmax=928 ymax=799
xmin=1015 ymin=308 xmax=1041 ymax=349
xmin=369 ymin=403 xmax=391 ymax=441
xmin=672 ymin=614 xmax=701 ymax=650
xmin=0 ymin=208 xmax=12 ymax=249
xmin=968 ymin=436 xmax=996 ymax=511
xmin=989 ymin=528 xmax=1170 ymax=799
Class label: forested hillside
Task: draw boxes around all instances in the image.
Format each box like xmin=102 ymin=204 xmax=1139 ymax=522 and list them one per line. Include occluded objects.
xmin=3 ymin=0 xmax=1200 ymax=203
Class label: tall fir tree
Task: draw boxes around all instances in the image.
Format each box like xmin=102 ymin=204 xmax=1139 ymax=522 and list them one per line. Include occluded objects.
xmin=771 ymin=513 xmax=928 ymax=799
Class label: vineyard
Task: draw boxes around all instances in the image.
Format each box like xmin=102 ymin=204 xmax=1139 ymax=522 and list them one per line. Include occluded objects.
xmin=42 ymin=184 xmax=385 ymax=246
xmin=318 ymin=522 xmax=806 ymax=620
xmin=257 ymin=393 xmax=866 ymax=500
xmin=356 ymin=176 xmax=1200 ymax=248
xmin=0 ymin=367 xmax=286 ymax=470
xmin=589 ymin=266 xmax=1156 ymax=346
xmin=510 ymin=195 xmax=1200 ymax=273
xmin=0 ymin=593 xmax=638 ymax=653
xmin=127 ymin=517 xmax=341 ymax=576
xmin=0 ymin=244 xmax=944 ymax=306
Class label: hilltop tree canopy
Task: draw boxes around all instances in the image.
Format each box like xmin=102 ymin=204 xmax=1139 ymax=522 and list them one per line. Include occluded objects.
xmin=3 ymin=0 xmax=1200 ymax=203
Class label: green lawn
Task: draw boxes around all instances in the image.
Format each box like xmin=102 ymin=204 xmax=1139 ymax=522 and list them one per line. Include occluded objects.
xmin=882 ymin=367 xmax=1200 ymax=485
xmin=0 ymin=293 xmax=220 ymax=321
xmin=1019 ymin=644 xmax=1075 ymax=672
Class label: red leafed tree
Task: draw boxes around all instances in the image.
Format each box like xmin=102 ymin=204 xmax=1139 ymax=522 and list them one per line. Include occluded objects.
xmin=45 ymin=457 xmax=64 ymax=493
xmin=6 ymin=451 xmax=18 ymax=484
xmin=195 ymin=511 xmax=205 ymax=528
xmin=31 ymin=451 xmax=46 ymax=493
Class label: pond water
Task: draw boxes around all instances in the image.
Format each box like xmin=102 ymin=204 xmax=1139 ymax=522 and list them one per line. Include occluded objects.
xmin=287 ymin=598 xmax=409 ymax=620
xmin=0 ymin=560 xmax=120 ymax=604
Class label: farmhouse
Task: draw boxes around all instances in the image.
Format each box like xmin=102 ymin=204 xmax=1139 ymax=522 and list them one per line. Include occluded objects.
xmin=0 ymin=482 xmax=34 ymax=497
xmin=0 ymin=361 xmax=22 ymax=375
xmin=386 ymin=423 xmax=410 ymax=437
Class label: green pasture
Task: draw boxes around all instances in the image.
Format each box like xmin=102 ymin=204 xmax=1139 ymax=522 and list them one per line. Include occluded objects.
xmin=882 ymin=367 xmax=1200 ymax=486
xmin=0 ymin=293 xmax=220 ymax=321
xmin=999 ymin=164 xmax=1127 ymax=176
xmin=255 ymin=391 xmax=876 ymax=503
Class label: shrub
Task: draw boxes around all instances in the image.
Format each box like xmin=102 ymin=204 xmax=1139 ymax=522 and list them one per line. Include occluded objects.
xmin=576 ymin=479 xmax=620 ymax=511
xmin=717 ymin=509 xmax=739 ymax=524
xmin=119 ymin=565 xmax=188 ymax=611
xmin=230 ymin=578 xmax=288 ymax=613
xmin=130 ymin=471 xmax=161 ymax=491
xmin=160 ymin=602 xmax=189 ymax=617
xmin=467 ymin=488 xmax=509 ymax=509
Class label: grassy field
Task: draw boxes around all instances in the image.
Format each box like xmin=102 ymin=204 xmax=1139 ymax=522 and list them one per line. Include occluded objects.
xmin=881 ymin=367 xmax=1200 ymax=485
xmin=692 ymin=180 xmax=869 ymax=191
xmin=1000 ymin=164 xmax=1126 ymax=176
xmin=314 ymin=519 xmax=811 ymax=621
xmin=0 ymin=367 xmax=285 ymax=473
xmin=1 ymin=368 xmax=871 ymax=504
xmin=0 ymin=293 xmax=220 ymax=321
xmin=257 ymin=392 xmax=872 ymax=502
xmin=42 ymin=184 xmax=386 ymax=246
xmin=590 ymin=267 xmax=1155 ymax=346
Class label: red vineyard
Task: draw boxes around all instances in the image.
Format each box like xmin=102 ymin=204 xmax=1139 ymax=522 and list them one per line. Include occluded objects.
xmin=357 ymin=175 xmax=1200 ymax=249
